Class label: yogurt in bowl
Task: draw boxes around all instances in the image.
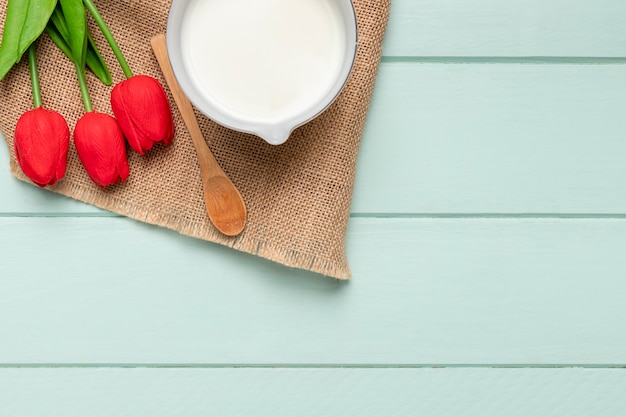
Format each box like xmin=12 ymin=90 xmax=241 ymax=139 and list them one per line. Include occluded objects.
xmin=167 ymin=0 xmax=358 ymax=145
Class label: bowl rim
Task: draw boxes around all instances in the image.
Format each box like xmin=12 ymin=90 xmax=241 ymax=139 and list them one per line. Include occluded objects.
xmin=166 ymin=0 xmax=358 ymax=145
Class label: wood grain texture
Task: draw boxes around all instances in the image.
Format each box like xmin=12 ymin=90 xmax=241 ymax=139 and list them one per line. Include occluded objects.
xmin=2 ymin=217 xmax=626 ymax=364
xmin=354 ymin=63 xmax=626 ymax=214
xmin=383 ymin=0 xmax=626 ymax=57
xmin=3 ymin=63 xmax=626 ymax=215
xmin=1 ymin=368 xmax=626 ymax=417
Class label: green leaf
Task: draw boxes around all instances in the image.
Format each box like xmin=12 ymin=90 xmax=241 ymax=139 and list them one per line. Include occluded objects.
xmin=17 ymin=0 xmax=58 ymax=56
xmin=50 ymin=3 xmax=70 ymax=42
xmin=1 ymin=0 xmax=31 ymax=68
xmin=86 ymin=33 xmax=111 ymax=85
xmin=48 ymin=6 xmax=111 ymax=85
xmin=0 ymin=0 xmax=58 ymax=80
xmin=59 ymin=0 xmax=86 ymax=66
xmin=0 ymin=51 xmax=16 ymax=81
xmin=45 ymin=19 xmax=71 ymax=57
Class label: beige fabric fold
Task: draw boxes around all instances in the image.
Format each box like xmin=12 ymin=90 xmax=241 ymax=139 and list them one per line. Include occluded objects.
xmin=0 ymin=0 xmax=390 ymax=279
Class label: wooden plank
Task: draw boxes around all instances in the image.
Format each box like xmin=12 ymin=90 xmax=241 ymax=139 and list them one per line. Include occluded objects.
xmin=1 ymin=217 xmax=626 ymax=364
xmin=3 ymin=63 xmax=626 ymax=215
xmin=383 ymin=0 xmax=626 ymax=57
xmin=354 ymin=63 xmax=626 ymax=213
xmin=1 ymin=368 xmax=626 ymax=417
xmin=0 ymin=157 xmax=104 ymax=215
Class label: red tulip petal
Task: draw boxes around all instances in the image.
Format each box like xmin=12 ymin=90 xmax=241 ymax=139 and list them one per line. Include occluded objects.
xmin=111 ymin=75 xmax=175 ymax=154
xmin=14 ymin=108 xmax=70 ymax=187
xmin=74 ymin=112 xmax=130 ymax=188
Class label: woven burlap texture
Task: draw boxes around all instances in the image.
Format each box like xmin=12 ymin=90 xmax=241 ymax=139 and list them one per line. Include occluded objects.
xmin=0 ymin=0 xmax=390 ymax=279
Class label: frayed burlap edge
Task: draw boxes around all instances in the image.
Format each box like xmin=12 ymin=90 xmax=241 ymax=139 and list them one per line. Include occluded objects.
xmin=9 ymin=158 xmax=351 ymax=279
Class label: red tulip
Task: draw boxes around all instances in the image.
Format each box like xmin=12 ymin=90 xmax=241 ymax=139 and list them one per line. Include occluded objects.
xmin=14 ymin=107 xmax=70 ymax=188
xmin=110 ymin=75 xmax=175 ymax=155
xmin=74 ymin=112 xmax=130 ymax=188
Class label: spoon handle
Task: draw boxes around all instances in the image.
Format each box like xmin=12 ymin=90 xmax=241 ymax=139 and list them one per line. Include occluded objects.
xmin=150 ymin=34 xmax=220 ymax=174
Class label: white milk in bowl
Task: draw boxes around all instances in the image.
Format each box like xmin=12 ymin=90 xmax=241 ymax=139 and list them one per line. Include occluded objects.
xmin=175 ymin=0 xmax=356 ymax=144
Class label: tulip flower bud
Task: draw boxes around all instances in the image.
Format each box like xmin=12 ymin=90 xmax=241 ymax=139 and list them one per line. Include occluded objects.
xmin=14 ymin=107 xmax=70 ymax=188
xmin=111 ymin=75 xmax=175 ymax=155
xmin=74 ymin=112 xmax=130 ymax=188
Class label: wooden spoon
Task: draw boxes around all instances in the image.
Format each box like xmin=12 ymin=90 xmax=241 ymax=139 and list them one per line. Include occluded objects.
xmin=151 ymin=34 xmax=247 ymax=236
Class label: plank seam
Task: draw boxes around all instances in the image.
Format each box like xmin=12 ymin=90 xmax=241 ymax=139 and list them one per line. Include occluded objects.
xmin=1 ymin=364 xmax=625 ymax=369
xmin=350 ymin=213 xmax=626 ymax=219
xmin=381 ymin=56 xmax=626 ymax=64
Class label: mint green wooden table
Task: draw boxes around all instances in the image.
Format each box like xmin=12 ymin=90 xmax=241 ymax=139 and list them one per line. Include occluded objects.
xmin=2 ymin=1 xmax=626 ymax=415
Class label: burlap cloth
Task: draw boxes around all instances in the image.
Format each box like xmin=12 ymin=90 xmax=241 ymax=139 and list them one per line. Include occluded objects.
xmin=0 ymin=0 xmax=390 ymax=279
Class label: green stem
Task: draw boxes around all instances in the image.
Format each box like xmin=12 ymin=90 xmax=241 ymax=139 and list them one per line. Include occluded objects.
xmin=75 ymin=62 xmax=93 ymax=112
xmin=28 ymin=44 xmax=42 ymax=108
xmin=82 ymin=0 xmax=133 ymax=78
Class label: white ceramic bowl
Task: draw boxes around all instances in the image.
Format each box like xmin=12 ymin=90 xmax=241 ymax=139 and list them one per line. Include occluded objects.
xmin=166 ymin=0 xmax=358 ymax=145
